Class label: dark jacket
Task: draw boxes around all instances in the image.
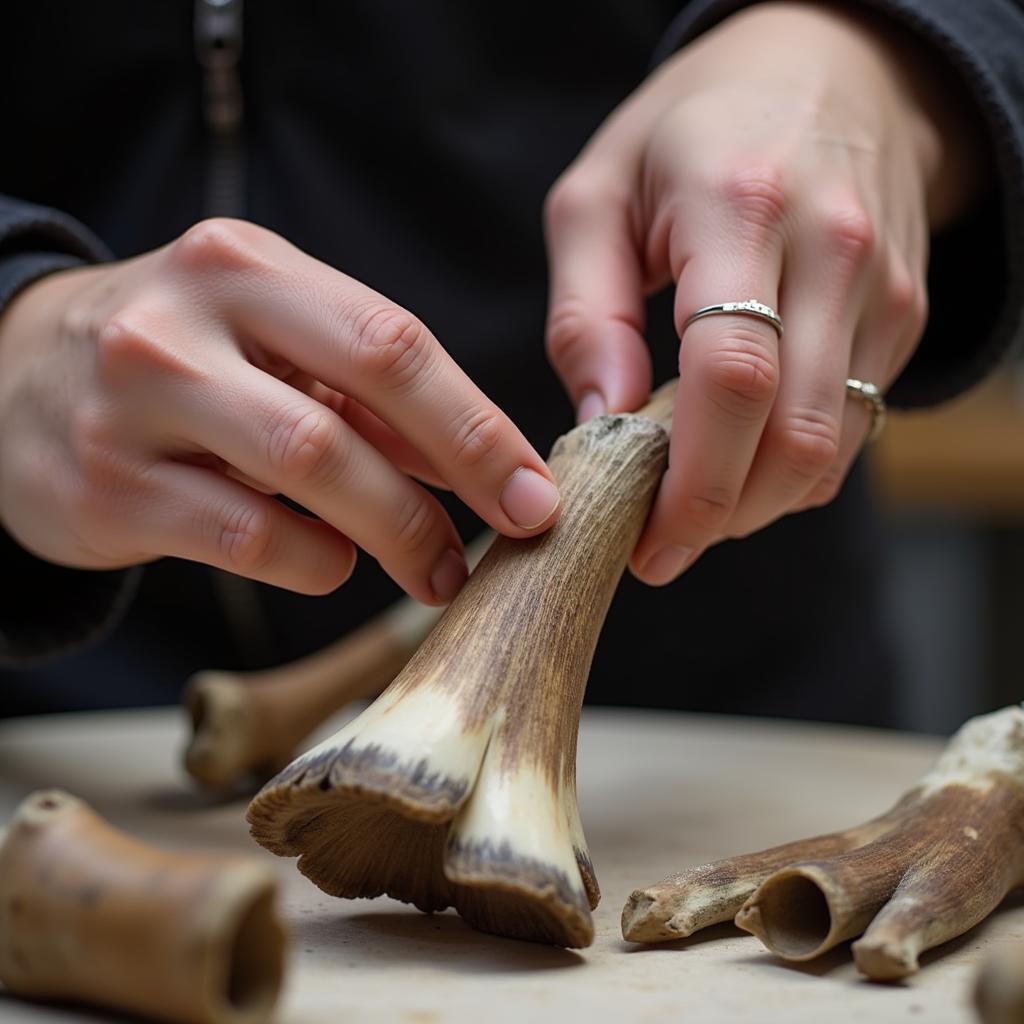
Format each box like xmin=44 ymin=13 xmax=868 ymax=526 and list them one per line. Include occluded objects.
xmin=1 ymin=0 xmax=1022 ymax=722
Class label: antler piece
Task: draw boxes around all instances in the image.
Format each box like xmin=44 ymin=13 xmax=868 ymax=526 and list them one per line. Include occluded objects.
xmin=183 ymin=535 xmax=492 ymax=791
xmin=0 ymin=790 xmax=286 ymax=1024
xmin=247 ymin=382 xmax=677 ymax=947
xmin=975 ymin=943 xmax=1024 ymax=1024
xmin=624 ymin=705 xmax=1024 ymax=980
xmin=622 ymin=816 xmax=894 ymax=942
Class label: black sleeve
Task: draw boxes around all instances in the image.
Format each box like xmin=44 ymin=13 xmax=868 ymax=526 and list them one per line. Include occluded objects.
xmin=0 ymin=194 xmax=141 ymax=665
xmin=652 ymin=0 xmax=1024 ymax=408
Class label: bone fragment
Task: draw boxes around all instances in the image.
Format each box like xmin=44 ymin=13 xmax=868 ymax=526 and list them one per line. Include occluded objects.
xmin=183 ymin=534 xmax=493 ymax=789
xmin=625 ymin=705 xmax=1024 ymax=979
xmin=247 ymin=381 xmax=678 ymax=947
xmin=0 ymin=790 xmax=286 ymax=1024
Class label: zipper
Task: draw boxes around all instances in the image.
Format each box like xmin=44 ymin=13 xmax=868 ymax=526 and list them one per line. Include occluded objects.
xmin=195 ymin=0 xmax=276 ymax=666
xmin=195 ymin=0 xmax=246 ymax=219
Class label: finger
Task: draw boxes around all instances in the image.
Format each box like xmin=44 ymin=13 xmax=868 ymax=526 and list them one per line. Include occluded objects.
xmin=174 ymin=221 xmax=561 ymax=536
xmin=723 ymin=195 xmax=875 ymax=537
xmin=631 ymin=209 xmax=785 ymax=584
xmin=181 ymin=363 xmax=468 ymax=605
xmin=301 ymin=382 xmax=448 ymax=489
xmin=794 ymin=248 xmax=926 ymax=513
xmin=139 ymin=461 xmax=357 ymax=594
xmin=543 ymin=176 xmax=652 ymax=420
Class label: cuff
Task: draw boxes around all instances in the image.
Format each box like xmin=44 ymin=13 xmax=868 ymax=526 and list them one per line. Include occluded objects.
xmin=652 ymin=0 xmax=1024 ymax=408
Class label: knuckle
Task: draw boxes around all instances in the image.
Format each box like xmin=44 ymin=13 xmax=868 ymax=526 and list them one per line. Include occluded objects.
xmin=696 ymin=334 xmax=779 ymax=423
xmin=545 ymin=300 xmax=589 ymax=367
xmin=218 ymin=503 xmax=276 ymax=575
xmin=447 ymin=404 xmax=504 ymax=469
xmin=392 ymin=494 xmax=439 ymax=556
xmin=687 ymin=488 xmax=736 ymax=533
xmin=169 ymin=218 xmax=261 ymax=273
xmin=819 ymin=199 xmax=875 ymax=268
xmin=804 ymin=473 xmax=842 ymax=509
xmin=774 ymin=412 xmax=841 ymax=483
xmin=886 ymin=258 xmax=917 ymax=321
xmin=544 ymin=172 xmax=602 ymax=231
xmin=94 ymin=308 xmax=200 ymax=381
xmin=910 ymin=286 xmax=929 ymax=339
xmin=265 ymin=407 xmax=346 ymax=486
xmin=351 ymin=305 xmax=434 ymax=390
xmin=717 ymin=164 xmax=789 ymax=232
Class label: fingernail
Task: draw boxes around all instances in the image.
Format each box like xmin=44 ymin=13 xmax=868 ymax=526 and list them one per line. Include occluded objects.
xmin=641 ymin=546 xmax=694 ymax=585
xmin=499 ymin=467 xmax=561 ymax=530
xmin=576 ymin=390 xmax=606 ymax=424
xmin=430 ymin=547 xmax=468 ymax=603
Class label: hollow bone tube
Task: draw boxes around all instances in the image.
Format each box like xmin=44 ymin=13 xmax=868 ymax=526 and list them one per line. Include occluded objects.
xmin=247 ymin=381 xmax=678 ymax=948
xmin=0 ymin=790 xmax=286 ymax=1024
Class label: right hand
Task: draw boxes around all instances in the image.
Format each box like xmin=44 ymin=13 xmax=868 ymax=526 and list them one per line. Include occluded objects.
xmin=0 ymin=219 xmax=561 ymax=604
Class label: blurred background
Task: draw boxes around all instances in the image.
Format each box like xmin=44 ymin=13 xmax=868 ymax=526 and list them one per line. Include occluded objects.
xmin=870 ymin=358 xmax=1024 ymax=733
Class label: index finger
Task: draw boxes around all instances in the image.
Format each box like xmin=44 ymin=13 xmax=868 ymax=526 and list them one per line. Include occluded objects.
xmin=175 ymin=221 xmax=562 ymax=537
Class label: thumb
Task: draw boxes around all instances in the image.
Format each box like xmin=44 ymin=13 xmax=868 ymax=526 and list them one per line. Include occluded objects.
xmin=543 ymin=176 xmax=652 ymax=421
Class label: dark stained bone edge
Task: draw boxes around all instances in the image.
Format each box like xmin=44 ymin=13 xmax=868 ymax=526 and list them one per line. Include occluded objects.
xmin=445 ymin=836 xmax=592 ymax=920
xmin=249 ymin=740 xmax=470 ymax=823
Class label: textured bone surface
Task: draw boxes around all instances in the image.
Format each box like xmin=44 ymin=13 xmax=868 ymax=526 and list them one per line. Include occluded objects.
xmin=247 ymin=383 xmax=676 ymax=947
xmin=183 ymin=533 xmax=493 ymax=790
xmin=624 ymin=705 xmax=1024 ymax=980
xmin=0 ymin=790 xmax=286 ymax=1024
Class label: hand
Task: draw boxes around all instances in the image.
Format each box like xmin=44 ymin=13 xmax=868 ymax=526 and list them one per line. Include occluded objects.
xmin=0 ymin=219 xmax=561 ymax=603
xmin=544 ymin=1 xmax=982 ymax=583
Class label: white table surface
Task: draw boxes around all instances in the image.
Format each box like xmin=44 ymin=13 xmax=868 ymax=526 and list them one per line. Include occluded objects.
xmin=1 ymin=706 xmax=1020 ymax=1023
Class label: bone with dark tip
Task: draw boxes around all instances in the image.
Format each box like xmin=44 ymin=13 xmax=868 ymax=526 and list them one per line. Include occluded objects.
xmin=183 ymin=534 xmax=493 ymax=790
xmin=623 ymin=705 xmax=1024 ymax=980
xmin=0 ymin=790 xmax=286 ymax=1024
xmin=246 ymin=381 xmax=678 ymax=948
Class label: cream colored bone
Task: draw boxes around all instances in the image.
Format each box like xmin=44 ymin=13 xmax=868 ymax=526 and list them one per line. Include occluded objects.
xmin=183 ymin=534 xmax=493 ymax=789
xmin=623 ymin=705 xmax=1024 ymax=980
xmin=246 ymin=382 xmax=678 ymax=948
xmin=0 ymin=790 xmax=286 ymax=1024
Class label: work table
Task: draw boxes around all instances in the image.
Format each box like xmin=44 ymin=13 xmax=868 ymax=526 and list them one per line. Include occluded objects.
xmin=1 ymin=706 xmax=1019 ymax=1023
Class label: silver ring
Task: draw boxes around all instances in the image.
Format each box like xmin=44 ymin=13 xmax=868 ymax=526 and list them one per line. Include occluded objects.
xmin=683 ymin=299 xmax=783 ymax=339
xmin=846 ymin=378 xmax=887 ymax=442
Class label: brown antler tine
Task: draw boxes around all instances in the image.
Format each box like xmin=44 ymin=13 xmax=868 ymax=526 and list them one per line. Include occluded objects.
xmin=246 ymin=381 xmax=678 ymax=947
xmin=622 ymin=815 xmax=894 ymax=942
xmin=737 ymin=706 xmax=1024 ymax=974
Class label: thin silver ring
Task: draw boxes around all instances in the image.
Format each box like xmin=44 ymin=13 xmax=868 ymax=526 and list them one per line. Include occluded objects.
xmin=846 ymin=378 xmax=887 ymax=442
xmin=683 ymin=299 xmax=783 ymax=339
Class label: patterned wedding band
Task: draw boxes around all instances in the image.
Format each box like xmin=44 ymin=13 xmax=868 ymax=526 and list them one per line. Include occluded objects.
xmin=846 ymin=378 xmax=888 ymax=442
xmin=683 ymin=299 xmax=783 ymax=339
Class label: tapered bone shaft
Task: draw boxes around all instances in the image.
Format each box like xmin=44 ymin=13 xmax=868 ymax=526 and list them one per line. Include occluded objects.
xmin=184 ymin=535 xmax=492 ymax=789
xmin=625 ymin=705 xmax=1024 ymax=979
xmin=247 ymin=382 xmax=678 ymax=947
xmin=0 ymin=790 xmax=286 ymax=1024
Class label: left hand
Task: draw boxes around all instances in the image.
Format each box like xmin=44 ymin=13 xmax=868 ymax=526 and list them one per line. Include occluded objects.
xmin=544 ymin=1 xmax=981 ymax=584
